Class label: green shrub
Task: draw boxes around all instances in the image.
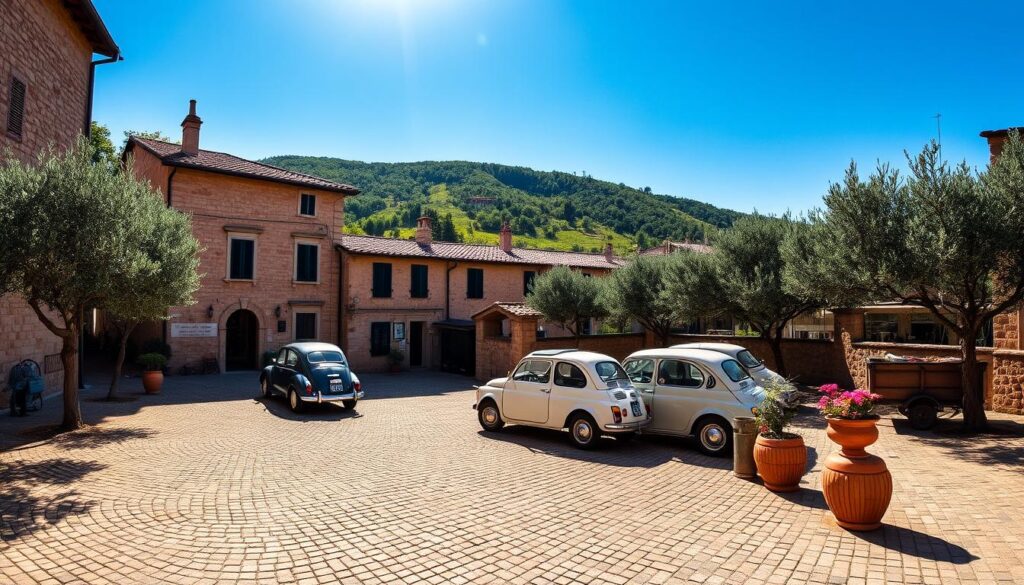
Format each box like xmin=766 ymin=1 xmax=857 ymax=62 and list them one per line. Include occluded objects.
xmin=141 ymin=338 xmax=172 ymax=359
xmin=755 ymin=379 xmax=797 ymax=439
xmin=137 ymin=352 xmax=167 ymax=372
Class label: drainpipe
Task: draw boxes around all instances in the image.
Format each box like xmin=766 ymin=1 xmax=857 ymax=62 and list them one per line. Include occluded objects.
xmin=337 ymin=247 xmax=345 ymax=348
xmin=83 ymin=53 xmax=122 ymax=136
xmin=166 ymin=167 xmax=177 ymax=208
xmin=446 ymin=261 xmax=459 ymax=320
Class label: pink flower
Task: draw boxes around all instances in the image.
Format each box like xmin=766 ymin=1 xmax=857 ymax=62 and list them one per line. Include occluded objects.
xmin=819 ymin=383 xmax=839 ymax=395
xmin=817 ymin=396 xmax=831 ymax=409
xmin=851 ymin=393 xmax=865 ymax=405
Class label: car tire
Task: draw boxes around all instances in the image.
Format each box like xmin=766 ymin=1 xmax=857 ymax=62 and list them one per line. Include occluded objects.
xmin=341 ymin=399 xmax=357 ymax=411
xmin=568 ymin=413 xmax=601 ymax=450
xmin=288 ymin=388 xmax=304 ymax=413
xmin=260 ymin=377 xmax=273 ymax=399
xmin=478 ymin=400 xmax=504 ymax=432
xmin=908 ymin=403 xmax=938 ymax=430
xmin=693 ymin=416 xmax=732 ymax=457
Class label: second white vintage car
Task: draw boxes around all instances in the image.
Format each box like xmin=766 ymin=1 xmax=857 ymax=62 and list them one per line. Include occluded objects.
xmin=622 ymin=348 xmax=766 ymax=456
xmin=474 ymin=349 xmax=650 ymax=449
xmin=670 ymin=342 xmax=800 ymax=408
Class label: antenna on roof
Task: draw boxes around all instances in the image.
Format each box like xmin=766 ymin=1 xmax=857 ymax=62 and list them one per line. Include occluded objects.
xmin=932 ymin=112 xmax=943 ymax=165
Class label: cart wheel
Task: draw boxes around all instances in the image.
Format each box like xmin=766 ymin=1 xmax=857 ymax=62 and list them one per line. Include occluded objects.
xmin=908 ymin=403 xmax=938 ymax=430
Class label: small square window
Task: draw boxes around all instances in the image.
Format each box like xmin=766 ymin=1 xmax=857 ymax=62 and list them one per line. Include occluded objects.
xmin=228 ymin=237 xmax=255 ymax=280
xmin=300 ymin=193 xmax=316 ymax=216
xmin=295 ymin=243 xmax=318 ymax=282
xmin=295 ymin=312 xmax=317 ymax=340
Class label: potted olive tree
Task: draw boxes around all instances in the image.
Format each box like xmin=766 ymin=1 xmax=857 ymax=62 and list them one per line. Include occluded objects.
xmin=753 ymin=380 xmax=807 ymax=492
xmin=387 ymin=349 xmax=405 ymax=373
xmin=137 ymin=353 xmax=167 ymax=394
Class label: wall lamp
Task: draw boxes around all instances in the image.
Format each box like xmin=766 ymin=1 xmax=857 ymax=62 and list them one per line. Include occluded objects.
xmin=206 ymin=305 xmax=214 ymax=319
xmin=275 ymin=305 xmax=282 ymax=318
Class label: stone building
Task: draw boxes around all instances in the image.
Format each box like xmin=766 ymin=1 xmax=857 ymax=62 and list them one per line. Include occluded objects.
xmin=125 ymin=101 xmax=359 ymax=372
xmin=1 ymin=0 xmax=119 ymax=399
xmin=337 ymin=219 xmax=622 ymax=373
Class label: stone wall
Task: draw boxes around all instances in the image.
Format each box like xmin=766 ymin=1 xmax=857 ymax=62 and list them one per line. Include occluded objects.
xmin=667 ymin=334 xmax=840 ymax=385
xmin=533 ymin=333 xmax=646 ymax=362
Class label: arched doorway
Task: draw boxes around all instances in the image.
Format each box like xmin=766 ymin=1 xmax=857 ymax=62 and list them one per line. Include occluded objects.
xmin=225 ymin=309 xmax=259 ymax=370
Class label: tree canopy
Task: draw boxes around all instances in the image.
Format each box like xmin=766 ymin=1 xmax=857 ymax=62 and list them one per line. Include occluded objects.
xmin=601 ymin=254 xmax=677 ymax=345
xmin=526 ymin=266 xmax=607 ymax=344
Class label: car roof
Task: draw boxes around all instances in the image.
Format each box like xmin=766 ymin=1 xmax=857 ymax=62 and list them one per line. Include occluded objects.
xmin=627 ymin=347 xmax=736 ymax=366
xmin=286 ymin=342 xmax=344 ymax=354
xmin=524 ymin=349 xmax=618 ymax=365
xmin=670 ymin=342 xmax=747 ymax=353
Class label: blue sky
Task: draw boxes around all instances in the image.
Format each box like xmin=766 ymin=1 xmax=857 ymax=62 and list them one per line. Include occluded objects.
xmin=92 ymin=0 xmax=1024 ymax=214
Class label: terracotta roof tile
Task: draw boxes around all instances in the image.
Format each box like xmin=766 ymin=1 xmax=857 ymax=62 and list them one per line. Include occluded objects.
xmin=471 ymin=302 xmax=544 ymax=320
xmin=129 ymin=137 xmax=359 ymax=194
xmin=338 ymin=234 xmax=623 ymax=269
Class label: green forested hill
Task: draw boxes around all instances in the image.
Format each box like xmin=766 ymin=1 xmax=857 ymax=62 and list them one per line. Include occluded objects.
xmin=261 ymin=156 xmax=741 ymax=254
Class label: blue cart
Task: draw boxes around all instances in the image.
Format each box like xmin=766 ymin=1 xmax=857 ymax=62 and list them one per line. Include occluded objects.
xmin=8 ymin=359 xmax=44 ymax=413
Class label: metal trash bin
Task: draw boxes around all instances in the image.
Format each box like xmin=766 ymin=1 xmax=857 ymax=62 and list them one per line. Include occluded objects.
xmin=733 ymin=416 xmax=757 ymax=479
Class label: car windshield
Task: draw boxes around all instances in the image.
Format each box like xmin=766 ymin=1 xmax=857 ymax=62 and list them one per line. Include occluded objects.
xmin=722 ymin=359 xmax=751 ymax=382
xmin=306 ymin=350 xmax=345 ymax=364
xmin=595 ymin=361 xmax=628 ymax=382
xmin=736 ymin=350 xmax=762 ymax=368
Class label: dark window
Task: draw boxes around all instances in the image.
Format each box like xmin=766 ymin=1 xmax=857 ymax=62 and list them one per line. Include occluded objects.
xmin=370 ymin=322 xmax=390 ymax=356
xmin=7 ymin=76 xmax=25 ymax=138
xmin=411 ymin=264 xmax=428 ymax=298
xmin=229 ymin=237 xmax=255 ymax=280
xmin=295 ymin=243 xmax=318 ymax=282
xmin=295 ymin=313 xmax=317 ymax=340
xmin=300 ymin=193 xmax=316 ymax=216
xmin=467 ymin=268 xmax=484 ymax=299
xmin=657 ymin=360 xmax=704 ymax=388
xmin=372 ymin=263 xmax=392 ymax=298
xmin=554 ymin=362 xmax=588 ymax=388
xmin=523 ymin=271 xmax=536 ymax=296
xmin=512 ymin=360 xmax=551 ymax=383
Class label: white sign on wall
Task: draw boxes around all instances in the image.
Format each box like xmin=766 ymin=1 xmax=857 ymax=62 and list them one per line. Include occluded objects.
xmin=171 ymin=323 xmax=218 ymax=338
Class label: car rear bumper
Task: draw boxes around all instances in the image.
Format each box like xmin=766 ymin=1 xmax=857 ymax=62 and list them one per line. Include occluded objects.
xmin=300 ymin=390 xmax=364 ymax=404
xmin=603 ymin=419 xmax=651 ymax=432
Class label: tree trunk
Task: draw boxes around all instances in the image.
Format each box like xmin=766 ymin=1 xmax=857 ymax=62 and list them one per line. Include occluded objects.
xmin=107 ymin=322 xmax=136 ymax=400
xmin=60 ymin=321 xmax=83 ymax=431
xmin=767 ymin=333 xmax=787 ymax=378
xmin=658 ymin=327 xmax=669 ymax=348
xmin=960 ymin=326 xmax=988 ymax=431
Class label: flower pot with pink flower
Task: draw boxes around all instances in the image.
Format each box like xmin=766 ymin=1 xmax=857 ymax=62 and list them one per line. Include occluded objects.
xmin=817 ymin=384 xmax=892 ymax=531
xmin=753 ymin=380 xmax=807 ymax=492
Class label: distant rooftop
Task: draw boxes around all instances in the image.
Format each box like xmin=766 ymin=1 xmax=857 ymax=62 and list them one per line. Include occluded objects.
xmin=128 ymin=136 xmax=360 ymax=195
xmin=979 ymin=127 xmax=1024 ymax=138
xmin=640 ymin=239 xmax=712 ymax=256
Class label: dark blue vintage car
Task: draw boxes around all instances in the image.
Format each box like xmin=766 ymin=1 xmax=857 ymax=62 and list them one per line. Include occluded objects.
xmin=260 ymin=342 xmax=363 ymax=413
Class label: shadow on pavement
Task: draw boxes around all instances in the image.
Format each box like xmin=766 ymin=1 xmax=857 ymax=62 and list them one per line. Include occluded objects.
xmin=256 ymin=396 xmax=363 ymax=422
xmin=891 ymin=417 xmax=1024 ymax=471
xmin=0 ymin=458 xmax=105 ymax=542
xmin=855 ymin=523 xmax=978 ymax=564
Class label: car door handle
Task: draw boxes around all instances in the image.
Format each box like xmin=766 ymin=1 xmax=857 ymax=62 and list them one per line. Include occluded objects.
xmin=540 ymin=388 xmax=551 ymax=393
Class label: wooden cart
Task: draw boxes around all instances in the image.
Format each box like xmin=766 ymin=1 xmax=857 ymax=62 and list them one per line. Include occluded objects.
xmin=866 ymin=358 xmax=986 ymax=430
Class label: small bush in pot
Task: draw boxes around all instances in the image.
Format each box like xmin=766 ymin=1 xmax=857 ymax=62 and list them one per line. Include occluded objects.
xmin=137 ymin=353 xmax=167 ymax=394
xmin=753 ymin=380 xmax=807 ymax=492
xmin=818 ymin=384 xmax=892 ymax=531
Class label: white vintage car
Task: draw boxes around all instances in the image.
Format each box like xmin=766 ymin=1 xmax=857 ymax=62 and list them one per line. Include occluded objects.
xmin=622 ymin=348 xmax=765 ymax=456
xmin=670 ymin=342 xmax=800 ymax=408
xmin=474 ymin=349 xmax=650 ymax=449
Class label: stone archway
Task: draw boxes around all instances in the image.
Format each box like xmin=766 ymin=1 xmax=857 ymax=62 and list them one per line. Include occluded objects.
xmin=224 ymin=309 xmax=259 ymax=370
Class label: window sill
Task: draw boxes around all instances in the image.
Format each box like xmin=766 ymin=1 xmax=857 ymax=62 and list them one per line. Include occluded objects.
xmin=292 ymin=280 xmax=320 ymax=285
xmin=224 ymin=278 xmax=255 ymax=284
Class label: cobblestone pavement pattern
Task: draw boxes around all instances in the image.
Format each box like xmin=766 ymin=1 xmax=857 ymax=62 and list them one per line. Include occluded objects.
xmin=1 ymin=371 xmax=1023 ymax=584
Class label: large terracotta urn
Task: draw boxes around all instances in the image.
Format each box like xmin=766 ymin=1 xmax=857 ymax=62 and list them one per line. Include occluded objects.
xmin=141 ymin=370 xmax=164 ymax=394
xmin=822 ymin=417 xmax=892 ymax=531
xmin=753 ymin=434 xmax=807 ymax=492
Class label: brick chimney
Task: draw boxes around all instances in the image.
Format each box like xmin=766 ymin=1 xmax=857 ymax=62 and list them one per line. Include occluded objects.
xmin=181 ymin=99 xmax=202 ymax=155
xmin=604 ymin=242 xmax=614 ymax=262
xmin=499 ymin=221 xmax=513 ymax=253
xmin=415 ymin=216 xmax=432 ymax=245
xmin=980 ymin=128 xmax=1022 ymax=163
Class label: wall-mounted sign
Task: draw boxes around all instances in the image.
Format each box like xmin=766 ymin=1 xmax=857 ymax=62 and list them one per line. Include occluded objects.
xmin=393 ymin=322 xmax=405 ymax=340
xmin=171 ymin=323 xmax=218 ymax=338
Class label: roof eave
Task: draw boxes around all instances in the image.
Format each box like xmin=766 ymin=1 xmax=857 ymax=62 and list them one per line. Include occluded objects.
xmin=63 ymin=0 xmax=120 ymax=58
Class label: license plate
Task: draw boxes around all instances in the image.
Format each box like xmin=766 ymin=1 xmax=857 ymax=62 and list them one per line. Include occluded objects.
xmin=630 ymin=401 xmax=642 ymax=417
xmin=329 ymin=380 xmax=343 ymax=392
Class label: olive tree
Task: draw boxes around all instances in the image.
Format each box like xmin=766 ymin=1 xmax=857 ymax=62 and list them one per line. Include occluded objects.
xmin=106 ymin=183 xmax=200 ymax=399
xmin=602 ymin=253 xmax=679 ymax=346
xmin=526 ymin=266 xmax=607 ymax=345
xmin=785 ymin=137 xmax=1024 ymax=431
xmin=0 ymin=139 xmax=199 ymax=429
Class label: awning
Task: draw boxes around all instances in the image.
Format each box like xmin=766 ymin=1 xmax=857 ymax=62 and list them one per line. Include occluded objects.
xmin=433 ymin=319 xmax=475 ymax=331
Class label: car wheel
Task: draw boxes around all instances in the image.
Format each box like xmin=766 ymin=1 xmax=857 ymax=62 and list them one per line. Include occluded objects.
xmin=568 ymin=413 xmax=601 ymax=450
xmin=288 ymin=388 xmax=304 ymax=413
xmin=478 ymin=400 xmax=504 ymax=432
xmin=694 ymin=416 xmax=732 ymax=457
xmin=341 ymin=399 xmax=357 ymax=411
xmin=260 ymin=377 xmax=273 ymax=399
xmin=908 ymin=403 xmax=938 ymax=430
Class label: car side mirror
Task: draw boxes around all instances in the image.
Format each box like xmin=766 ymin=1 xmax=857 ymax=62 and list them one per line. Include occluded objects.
xmin=270 ymin=358 xmax=277 ymax=364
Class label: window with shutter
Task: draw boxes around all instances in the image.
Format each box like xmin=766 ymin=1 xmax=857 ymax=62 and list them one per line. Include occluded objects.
xmin=295 ymin=243 xmax=318 ymax=282
xmin=410 ymin=264 xmax=428 ymax=298
xmin=370 ymin=322 xmax=391 ymax=356
xmin=467 ymin=268 xmax=484 ymax=299
xmin=299 ymin=193 xmax=316 ymax=216
xmin=228 ymin=237 xmax=255 ymax=280
xmin=372 ymin=263 xmax=392 ymax=297
xmin=523 ymin=271 xmax=536 ymax=296
xmin=295 ymin=312 xmax=317 ymax=340
xmin=7 ymin=76 xmax=26 ymax=138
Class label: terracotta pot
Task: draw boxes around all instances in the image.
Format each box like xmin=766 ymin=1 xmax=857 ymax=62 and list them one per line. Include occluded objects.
xmin=753 ymin=434 xmax=806 ymax=492
xmin=822 ymin=417 xmax=892 ymax=531
xmin=141 ymin=370 xmax=164 ymax=394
